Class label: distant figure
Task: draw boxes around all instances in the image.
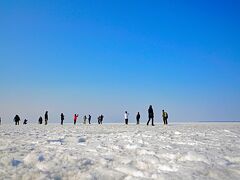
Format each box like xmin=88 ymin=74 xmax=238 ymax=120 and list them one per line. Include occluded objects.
xmin=124 ymin=111 xmax=129 ymax=125
xmin=147 ymin=105 xmax=154 ymax=126
xmin=100 ymin=115 xmax=104 ymax=124
xmin=14 ymin=115 xmax=20 ymax=125
xmin=39 ymin=116 xmax=43 ymax=124
xmin=61 ymin=113 xmax=64 ymax=125
xmin=88 ymin=115 xmax=91 ymax=124
xmin=74 ymin=114 xmax=79 ymax=125
xmin=136 ymin=112 xmax=140 ymax=125
xmin=98 ymin=116 xmax=101 ymax=124
xmin=23 ymin=119 xmax=28 ymax=125
xmin=162 ymin=110 xmax=168 ymax=125
xmin=44 ymin=111 xmax=48 ymax=125
xmin=0 ymin=117 xmax=1 ymax=125
xmin=98 ymin=115 xmax=104 ymax=124
xmin=83 ymin=115 xmax=87 ymax=124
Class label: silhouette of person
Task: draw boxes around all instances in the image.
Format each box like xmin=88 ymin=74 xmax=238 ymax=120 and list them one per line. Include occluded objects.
xmin=74 ymin=114 xmax=79 ymax=125
xmin=44 ymin=111 xmax=48 ymax=125
xmin=98 ymin=116 xmax=101 ymax=124
xmin=147 ymin=105 xmax=154 ymax=126
xmin=14 ymin=115 xmax=20 ymax=125
xmin=136 ymin=112 xmax=140 ymax=125
xmin=39 ymin=116 xmax=43 ymax=124
xmin=61 ymin=113 xmax=64 ymax=125
xmin=100 ymin=115 xmax=104 ymax=124
xmin=88 ymin=115 xmax=91 ymax=124
xmin=124 ymin=111 xmax=129 ymax=125
xmin=162 ymin=110 xmax=168 ymax=125
xmin=83 ymin=115 xmax=87 ymax=124
xmin=23 ymin=119 xmax=28 ymax=125
xmin=0 ymin=117 xmax=1 ymax=125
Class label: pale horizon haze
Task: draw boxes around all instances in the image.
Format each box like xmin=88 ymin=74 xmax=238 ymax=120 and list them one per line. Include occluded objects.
xmin=1 ymin=0 xmax=240 ymax=123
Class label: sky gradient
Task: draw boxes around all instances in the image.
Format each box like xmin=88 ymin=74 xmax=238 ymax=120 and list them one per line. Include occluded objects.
xmin=0 ymin=0 xmax=240 ymax=123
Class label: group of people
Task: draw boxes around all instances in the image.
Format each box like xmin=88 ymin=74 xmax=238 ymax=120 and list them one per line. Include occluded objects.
xmin=38 ymin=111 xmax=48 ymax=125
xmin=83 ymin=115 xmax=92 ymax=124
xmin=73 ymin=114 xmax=93 ymax=125
xmin=124 ymin=105 xmax=168 ymax=126
xmin=2 ymin=105 xmax=168 ymax=126
xmin=13 ymin=115 xmax=28 ymax=125
xmin=97 ymin=115 xmax=104 ymax=124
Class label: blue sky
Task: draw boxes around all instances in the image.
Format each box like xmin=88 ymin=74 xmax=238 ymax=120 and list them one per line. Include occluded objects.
xmin=0 ymin=0 xmax=240 ymax=123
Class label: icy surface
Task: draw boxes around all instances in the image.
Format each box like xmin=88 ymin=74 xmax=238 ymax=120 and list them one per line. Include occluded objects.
xmin=0 ymin=123 xmax=240 ymax=180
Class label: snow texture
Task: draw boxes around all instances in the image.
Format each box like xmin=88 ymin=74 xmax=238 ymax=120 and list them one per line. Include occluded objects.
xmin=0 ymin=123 xmax=240 ymax=180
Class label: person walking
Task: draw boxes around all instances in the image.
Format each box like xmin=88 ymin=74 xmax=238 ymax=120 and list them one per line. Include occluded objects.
xmin=162 ymin=110 xmax=168 ymax=125
xmin=136 ymin=112 xmax=140 ymax=125
xmin=61 ymin=113 xmax=64 ymax=125
xmin=44 ymin=111 xmax=48 ymax=125
xmin=124 ymin=111 xmax=129 ymax=125
xmin=39 ymin=116 xmax=43 ymax=124
xmin=88 ymin=115 xmax=91 ymax=124
xmin=74 ymin=114 xmax=79 ymax=125
xmin=147 ymin=105 xmax=154 ymax=126
xmin=14 ymin=115 xmax=20 ymax=125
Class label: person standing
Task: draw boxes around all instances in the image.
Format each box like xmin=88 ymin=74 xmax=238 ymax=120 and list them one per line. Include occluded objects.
xmin=162 ymin=110 xmax=168 ymax=125
xmin=136 ymin=112 xmax=140 ymax=125
xmin=98 ymin=116 xmax=101 ymax=124
xmin=124 ymin=111 xmax=129 ymax=125
xmin=147 ymin=105 xmax=154 ymax=126
xmin=39 ymin=116 xmax=43 ymax=124
xmin=0 ymin=117 xmax=1 ymax=125
xmin=61 ymin=113 xmax=64 ymax=125
xmin=100 ymin=114 xmax=104 ymax=124
xmin=88 ymin=115 xmax=91 ymax=124
xmin=83 ymin=115 xmax=87 ymax=124
xmin=74 ymin=114 xmax=79 ymax=125
xmin=23 ymin=119 xmax=28 ymax=125
xmin=44 ymin=111 xmax=48 ymax=125
xmin=14 ymin=115 xmax=20 ymax=125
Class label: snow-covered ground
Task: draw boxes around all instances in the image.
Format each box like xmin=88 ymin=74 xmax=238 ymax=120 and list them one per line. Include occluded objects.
xmin=0 ymin=123 xmax=240 ymax=180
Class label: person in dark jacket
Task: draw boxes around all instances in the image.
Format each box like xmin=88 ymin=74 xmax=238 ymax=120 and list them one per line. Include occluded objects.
xmin=44 ymin=111 xmax=48 ymax=125
xmin=147 ymin=105 xmax=154 ymax=126
xmin=88 ymin=115 xmax=91 ymax=124
xmin=61 ymin=113 xmax=64 ymax=125
xmin=101 ymin=115 xmax=104 ymax=124
xmin=136 ymin=112 xmax=140 ymax=125
xmin=98 ymin=116 xmax=101 ymax=124
xmin=39 ymin=116 xmax=43 ymax=124
xmin=98 ymin=115 xmax=104 ymax=124
xmin=14 ymin=115 xmax=20 ymax=125
xmin=23 ymin=119 xmax=28 ymax=125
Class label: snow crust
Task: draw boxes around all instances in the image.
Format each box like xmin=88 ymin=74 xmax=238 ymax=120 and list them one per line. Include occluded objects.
xmin=0 ymin=123 xmax=240 ymax=180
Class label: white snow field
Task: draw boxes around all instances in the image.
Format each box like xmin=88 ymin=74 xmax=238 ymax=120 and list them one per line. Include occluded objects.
xmin=0 ymin=123 xmax=240 ymax=180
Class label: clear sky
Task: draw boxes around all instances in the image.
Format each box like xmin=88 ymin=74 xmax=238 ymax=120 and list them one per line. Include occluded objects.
xmin=0 ymin=0 xmax=240 ymax=123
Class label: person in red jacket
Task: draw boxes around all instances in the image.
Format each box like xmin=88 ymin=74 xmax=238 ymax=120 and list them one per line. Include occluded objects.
xmin=74 ymin=114 xmax=79 ymax=125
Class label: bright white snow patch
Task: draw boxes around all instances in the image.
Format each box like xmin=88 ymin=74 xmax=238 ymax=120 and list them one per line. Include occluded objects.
xmin=0 ymin=123 xmax=240 ymax=179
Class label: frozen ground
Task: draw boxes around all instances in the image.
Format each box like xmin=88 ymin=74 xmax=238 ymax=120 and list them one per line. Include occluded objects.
xmin=0 ymin=123 xmax=240 ymax=180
